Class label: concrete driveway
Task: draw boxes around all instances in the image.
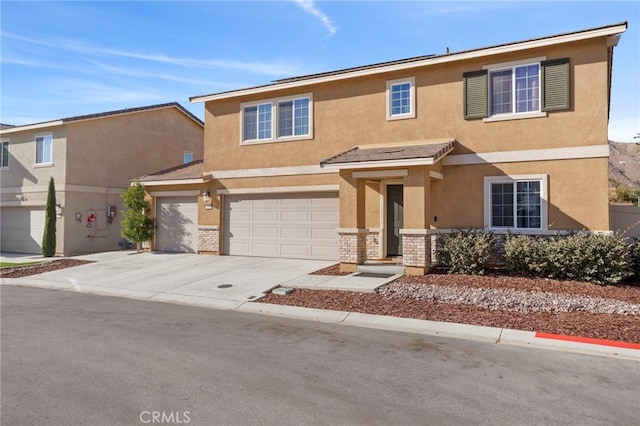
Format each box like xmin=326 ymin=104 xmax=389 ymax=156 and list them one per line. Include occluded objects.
xmin=2 ymin=251 xmax=336 ymax=309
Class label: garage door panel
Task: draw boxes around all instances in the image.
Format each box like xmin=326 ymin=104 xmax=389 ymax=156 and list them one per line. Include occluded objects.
xmin=1 ymin=208 xmax=46 ymax=254
xmin=224 ymin=193 xmax=338 ymax=260
xmin=156 ymin=197 xmax=198 ymax=253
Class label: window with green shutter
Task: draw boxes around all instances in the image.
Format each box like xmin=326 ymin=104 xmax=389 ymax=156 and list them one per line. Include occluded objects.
xmin=464 ymin=70 xmax=488 ymax=119
xmin=542 ymin=58 xmax=570 ymax=111
xmin=464 ymin=57 xmax=570 ymax=120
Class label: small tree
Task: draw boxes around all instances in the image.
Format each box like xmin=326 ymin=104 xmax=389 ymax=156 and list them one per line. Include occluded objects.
xmin=121 ymin=182 xmax=155 ymax=253
xmin=42 ymin=177 xmax=57 ymax=257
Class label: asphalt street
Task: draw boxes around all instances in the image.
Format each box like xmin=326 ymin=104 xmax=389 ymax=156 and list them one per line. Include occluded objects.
xmin=2 ymin=285 xmax=639 ymax=426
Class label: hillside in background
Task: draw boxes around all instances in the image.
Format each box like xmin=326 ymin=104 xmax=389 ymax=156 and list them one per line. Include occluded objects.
xmin=609 ymin=141 xmax=640 ymax=188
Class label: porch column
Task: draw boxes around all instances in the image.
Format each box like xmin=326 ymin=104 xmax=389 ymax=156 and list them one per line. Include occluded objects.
xmin=402 ymin=167 xmax=432 ymax=275
xmin=338 ymin=170 xmax=366 ymax=273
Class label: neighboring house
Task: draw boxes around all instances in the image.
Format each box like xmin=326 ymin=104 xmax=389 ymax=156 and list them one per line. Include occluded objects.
xmin=141 ymin=22 xmax=627 ymax=275
xmin=0 ymin=103 xmax=204 ymax=255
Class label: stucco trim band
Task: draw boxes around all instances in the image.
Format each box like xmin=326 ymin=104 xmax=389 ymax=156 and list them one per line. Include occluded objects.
xmin=211 ymin=165 xmax=335 ymax=179
xmin=442 ymin=145 xmax=609 ymax=166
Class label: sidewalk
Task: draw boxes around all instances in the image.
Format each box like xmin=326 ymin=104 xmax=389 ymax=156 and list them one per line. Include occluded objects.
xmin=2 ymin=251 xmax=639 ymax=361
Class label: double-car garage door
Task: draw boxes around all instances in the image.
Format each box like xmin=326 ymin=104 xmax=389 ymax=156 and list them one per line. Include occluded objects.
xmin=223 ymin=193 xmax=338 ymax=260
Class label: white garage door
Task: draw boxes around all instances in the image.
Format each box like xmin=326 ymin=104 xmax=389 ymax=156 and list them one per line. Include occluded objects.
xmin=224 ymin=193 xmax=338 ymax=260
xmin=0 ymin=207 xmax=46 ymax=254
xmin=156 ymin=197 xmax=198 ymax=253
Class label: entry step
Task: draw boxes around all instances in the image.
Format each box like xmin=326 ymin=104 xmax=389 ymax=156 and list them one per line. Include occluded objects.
xmin=356 ymin=264 xmax=405 ymax=276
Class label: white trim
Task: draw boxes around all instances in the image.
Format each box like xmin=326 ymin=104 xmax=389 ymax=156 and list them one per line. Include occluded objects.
xmin=483 ymin=111 xmax=547 ymax=123
xmin=482 ymin=56 xmax=546 ymax=71
xmin=483 ymin=174 xmax=548 ymax=231
xmin=336 ymin=228 xmax=368 ymax=234
xmin=352 ymin=169 xmax=408 ymax=179
xmin=399 ymin=229 xmax=430 ymax=235
xmin=190 ymin=24 xmax=626 ymax=103
xmin=198 ymin=225 xmax=219 ymax=230
xmin=138 ymin=178 xmax=205 ymax=186
xmin=0 ymin=120 xmax=64 ymax=134
xmin=386 ymin=77 xmax=416 ymax=120
xmin=0 ymin=201 xmax=46 ymax=207
xmin=34 ymin=132 xmax=53 ymax=166
xmin=217 ymin=184 xmax=339 ymax=195
xmin=211 ymin=164 xmax=334 ymax=179
xmin=149 ymin=190 xmax=200 ymax=197
xmin=323 ymin=157 xmax=437 ymax=170
xmin=442 ymin=145 xmax=609 ymax=166
xmin=424 ymin=228 xmax=609 ymax=236
xmin=429 ymin=171 xmax=444 ymax=180
xmin=1 ymin=185 xmax=124 ymax=194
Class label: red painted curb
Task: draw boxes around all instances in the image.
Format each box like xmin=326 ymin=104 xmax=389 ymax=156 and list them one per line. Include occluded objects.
xmin=534 ymin=332 xmax=640 ymax=350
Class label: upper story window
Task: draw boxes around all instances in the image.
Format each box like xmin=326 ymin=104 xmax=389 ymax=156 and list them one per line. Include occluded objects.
xmin=1 ymin=139 xmax=9 ymax=168
xmin=241 ymin=94 xmax=312 ymax=144
xmin=489 ymin=63 xmax=539 ymax=115
xmin=35 ymin=134 xmax=53 ymax=165
xmin=183 ymin=151 xmax=194 ymax=164
xmin=386 ymin=77 xmax=415 ymax=120
xmin=484 ymin=175 xmax=548 ymax=231
xmin=464 ymin=57 xmax=570 ymax=121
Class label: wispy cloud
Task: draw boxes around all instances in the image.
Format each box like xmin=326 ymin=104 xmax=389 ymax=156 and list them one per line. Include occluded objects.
xmin=294 ymin=0 xmax=337 ymax=36
xmin=1 ymin=31 xmax=304 ymax=77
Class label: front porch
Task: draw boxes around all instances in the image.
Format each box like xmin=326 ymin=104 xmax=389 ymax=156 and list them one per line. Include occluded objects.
xmin=320 ymin=139 xmax=455 ymax=276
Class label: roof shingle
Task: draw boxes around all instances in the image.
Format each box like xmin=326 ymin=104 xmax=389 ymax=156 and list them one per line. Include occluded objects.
xmin=321 ymin=140 xmax=455 ymax=167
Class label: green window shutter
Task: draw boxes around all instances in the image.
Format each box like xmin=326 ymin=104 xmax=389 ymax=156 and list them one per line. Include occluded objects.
xmin=463 ymin=70 xmax=488 ymax=119
xmin=542 ymin=58 xmax=570 ymax=111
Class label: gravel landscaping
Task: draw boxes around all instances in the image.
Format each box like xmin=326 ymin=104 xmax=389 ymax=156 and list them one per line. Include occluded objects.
xmin=260 ymin=267 xmax=640 ymax=344
xmin=1 ymin=259 xmax=93 ymax=278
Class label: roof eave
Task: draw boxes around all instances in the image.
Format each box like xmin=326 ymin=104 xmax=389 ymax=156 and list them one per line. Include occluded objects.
xmin=190 ymin=22 xmax=627 ymax=104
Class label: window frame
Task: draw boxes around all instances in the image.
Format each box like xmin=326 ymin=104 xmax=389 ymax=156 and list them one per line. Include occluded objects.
xmin=1 ymin=139 xmax=9 ymax=169
xmin=482 ymin=57 xmax=547 ymax=122
xmin=35 ymin=133 xmax=53 ymax=165
xmin=386 ymin=77 xmax=416 ymax=121
xmin=240 ymin=93 xmax=313 ymax=145
xmin=484 ymin=174 xmax=548 ymax=232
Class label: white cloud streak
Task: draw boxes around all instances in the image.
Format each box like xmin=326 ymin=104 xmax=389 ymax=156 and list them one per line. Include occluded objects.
xmin=1 ymin=31 xmax=303 ymax=77
xmin=294 ymin=0 xmax=337 ymax=36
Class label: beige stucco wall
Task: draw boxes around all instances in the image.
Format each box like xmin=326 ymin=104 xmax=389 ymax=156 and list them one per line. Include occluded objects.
xmin=204 ymin=37 xmax=610 ymax=174
xmin=198 ymin=34 xmax=614 ymax=257
xmin=1 ymin=106 xmax=204 ymax=255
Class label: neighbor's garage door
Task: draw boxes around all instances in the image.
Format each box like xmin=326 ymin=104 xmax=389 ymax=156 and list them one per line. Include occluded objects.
xmin=156 ymin=197 xmax=198 ymax=253
xmin=223 ymin=193 xmax=338 ymax=260
xmin=0 ymin=207 xmax=46 ymax=254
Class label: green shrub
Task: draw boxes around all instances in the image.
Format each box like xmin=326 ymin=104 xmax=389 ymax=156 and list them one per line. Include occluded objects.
xmin=436 ymin=230 xmax=496 ymax=275
xmin=505 ymin=233 xmax=630 ymax=285
xmin=629 ymin=239 xmax=640 ymax=278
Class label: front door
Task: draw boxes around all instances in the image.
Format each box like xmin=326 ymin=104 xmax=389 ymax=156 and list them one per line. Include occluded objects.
xmin=386 ymin=185 xmax=403 ymax=257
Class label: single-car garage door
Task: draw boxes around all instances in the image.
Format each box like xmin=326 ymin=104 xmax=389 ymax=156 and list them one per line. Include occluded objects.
xmin=0 ymin=207 xmax=46 ymax=254
xmin=223 ymin=193 xmax=338 ymax=260
xmin=156 ymin=197 xmax=198 ymax=253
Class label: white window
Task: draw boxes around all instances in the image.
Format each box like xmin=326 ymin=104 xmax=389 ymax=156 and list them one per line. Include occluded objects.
xmin=1 ymin=139 xmax=8 ymax=168
xmin=386 ymin=77 xmax=415 ymax=120
xmin=241 ymin=94 xmax=312 ymax=144
xmin=35 ymin=134 xmax=52 ymax=165
xmin=484 ymin=175 xmax=547 ymax=231
xmin=483 ymin=57 xmax=544 ymax=120
xmin=183 ymin=151 xmax=194 ymax=164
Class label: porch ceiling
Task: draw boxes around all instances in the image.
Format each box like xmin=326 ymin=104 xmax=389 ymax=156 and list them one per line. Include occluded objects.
xmin=320 ymin=139 xmax=455 ymax=169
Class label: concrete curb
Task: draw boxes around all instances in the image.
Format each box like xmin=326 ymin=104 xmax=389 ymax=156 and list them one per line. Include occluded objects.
xmin=235 ymin=302 xmax=640 ymax=361
xmin=3 ymin=280 xmax=639 ymax=361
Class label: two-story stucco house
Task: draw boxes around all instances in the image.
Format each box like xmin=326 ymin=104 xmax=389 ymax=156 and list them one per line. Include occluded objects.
xmin=140 ymin=23 xmax=627 ymax=276
xmin=0 ymin=103 xmax=204 ymax=256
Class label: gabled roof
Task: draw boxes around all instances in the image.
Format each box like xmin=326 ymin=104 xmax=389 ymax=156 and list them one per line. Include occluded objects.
xmin=133 ymin=160 xmax=207 ymax=185
xmin=191 ymin=22 xmax=627 ymax=103
xmin=0 ymin=102 xmax=203 ymax=135
xmin=321 ymin=140 xmax=455 ymax=169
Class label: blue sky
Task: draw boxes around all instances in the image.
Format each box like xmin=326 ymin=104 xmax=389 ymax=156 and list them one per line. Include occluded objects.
xmin=1 ymin=1 xmax=638 ymax=141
